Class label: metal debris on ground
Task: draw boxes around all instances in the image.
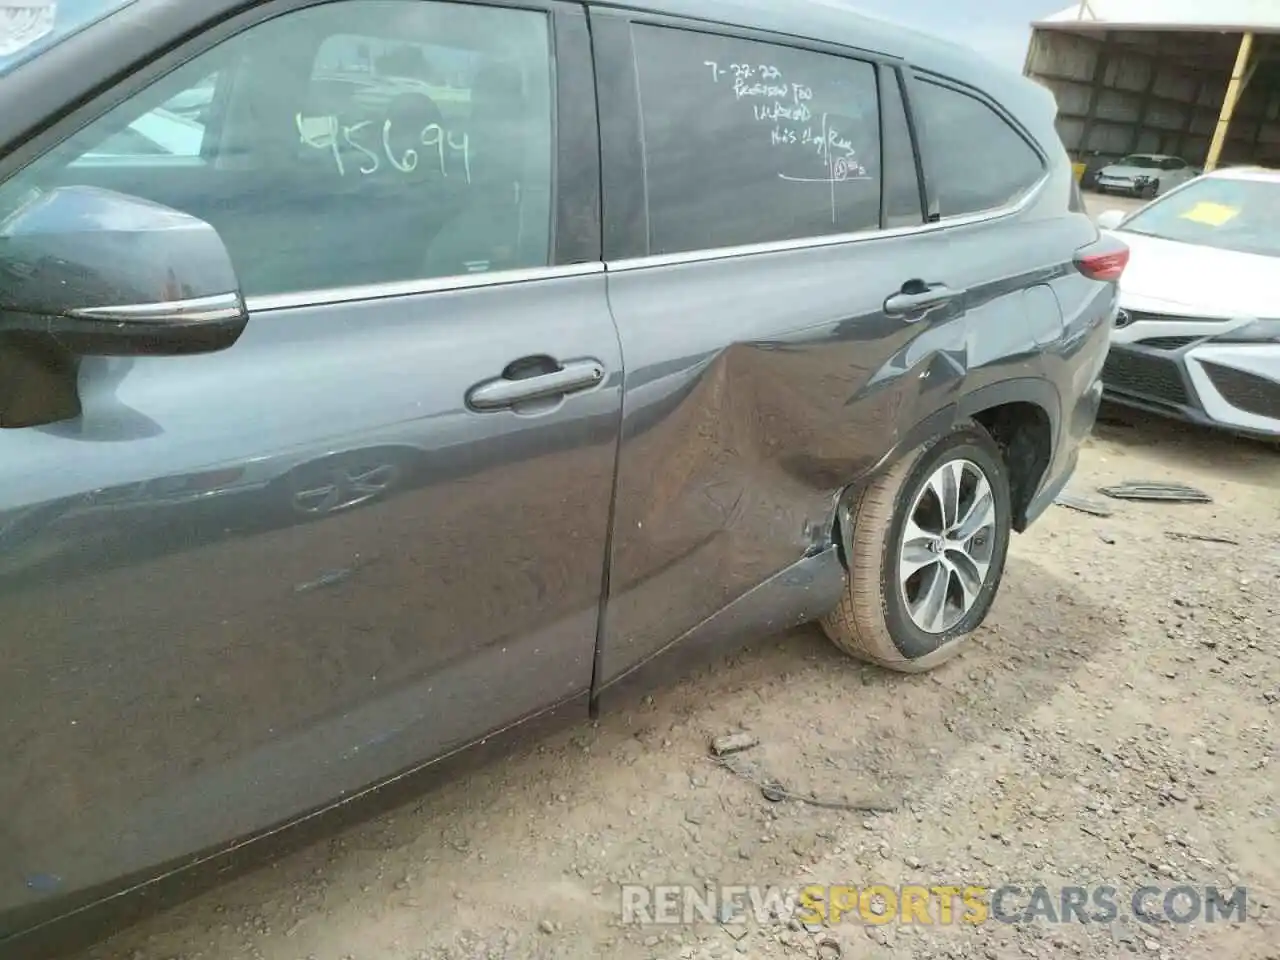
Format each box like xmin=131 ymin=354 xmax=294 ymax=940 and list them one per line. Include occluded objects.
xmin=815 ymin=935 xmax=843 ymax=959
xmin=709 ymin=755 xmax=898 ymax=813
xmin=1097 ymin=481 xmax=1212 ymax=503
xmin=294 ymin=568 xmax=353 ymax=593
xmin=1165 ymin=531 xmax=1239 ymax=546
xmin=1054 ymin=492 xmax=1114 ymax=517
xmin=709 ymin=732 xmax=759 ymax=757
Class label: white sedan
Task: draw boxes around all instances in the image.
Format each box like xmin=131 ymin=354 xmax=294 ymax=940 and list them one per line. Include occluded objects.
xmin=1095 ymin=166 xmax=1280 ymax=440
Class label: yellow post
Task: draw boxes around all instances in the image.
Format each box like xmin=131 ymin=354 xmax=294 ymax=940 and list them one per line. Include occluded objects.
xmin=1204 ymin=32 xmax=1254 ymax=172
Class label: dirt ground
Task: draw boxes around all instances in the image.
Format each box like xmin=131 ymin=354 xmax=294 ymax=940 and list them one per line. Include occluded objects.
xmin=75 ymin=192 xmax=1278 ymax=960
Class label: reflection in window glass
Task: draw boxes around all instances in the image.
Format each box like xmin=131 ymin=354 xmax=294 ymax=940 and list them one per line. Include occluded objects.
xmin=912 ymin=80 xmax=1044 ymax=218
xmin=3 ymin=1 xmax=554 ymax=296
xmin=632 ymin=24 xmax=882 ymax=256
xmin=74 ymin=74 xmax=216 ymax=164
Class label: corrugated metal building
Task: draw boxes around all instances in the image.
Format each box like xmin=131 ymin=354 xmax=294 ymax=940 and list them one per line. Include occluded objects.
xmin=1024 ymin=0 xmax=1280 ymax=171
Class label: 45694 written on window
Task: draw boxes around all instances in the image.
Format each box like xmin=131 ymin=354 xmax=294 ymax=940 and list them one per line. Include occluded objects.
xmin=0 ymin=0 xmax=555 ymax=296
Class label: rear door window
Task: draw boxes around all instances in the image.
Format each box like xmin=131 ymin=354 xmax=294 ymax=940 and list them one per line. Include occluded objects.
xmin=630 ymin=24 xmax=882 ymax=256
xmin=910 ymin=78 xmax=1045 ymax=218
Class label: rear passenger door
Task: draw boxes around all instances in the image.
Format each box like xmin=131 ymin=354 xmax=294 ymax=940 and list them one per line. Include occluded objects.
xmin=589 ymin=12 xmax=973 ymax=691
xmin=0 ymin=0 xmax=615 ymax=934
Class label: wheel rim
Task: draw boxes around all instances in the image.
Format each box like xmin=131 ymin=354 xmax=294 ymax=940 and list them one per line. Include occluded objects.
xmin=291 ymin=462 xmax=399 ymax=515
xmin=897 ymin=458 xmax=998 ymax=635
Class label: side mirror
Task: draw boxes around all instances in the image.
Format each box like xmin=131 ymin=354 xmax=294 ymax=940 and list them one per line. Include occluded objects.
xmin=1095 ymin=209 xmax=1127 ymax=231
xmin=0 ymin=185 xmax=247 ymax=356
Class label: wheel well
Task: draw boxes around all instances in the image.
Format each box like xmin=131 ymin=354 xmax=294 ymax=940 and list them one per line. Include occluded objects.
xmin=972 ymin=401 xmax=1053 ymax=532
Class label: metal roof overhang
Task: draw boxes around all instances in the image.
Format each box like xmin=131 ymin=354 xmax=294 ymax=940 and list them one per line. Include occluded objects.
xmin=1030 ymin=20 xmax=1280 ymax=35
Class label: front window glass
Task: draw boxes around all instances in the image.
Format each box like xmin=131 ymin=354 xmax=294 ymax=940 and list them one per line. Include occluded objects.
xmin=74 ymin=75 xmax=216 ymax=164
xmin=0 ymin=0 xmax=555 ymax=296
xmin=1117 ymin=176 xmax=1280 ymax=258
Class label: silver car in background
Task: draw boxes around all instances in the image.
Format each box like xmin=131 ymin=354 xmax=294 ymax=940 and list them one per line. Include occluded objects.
xmin=1095 ymin=153 xmax=1199 ymax=199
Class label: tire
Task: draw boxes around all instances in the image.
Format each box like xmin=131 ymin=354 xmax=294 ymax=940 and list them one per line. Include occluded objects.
xmin=1143 ymin=179 xmax=1160 ymax=199
xmin=820 ymin=421 xmax=1013 ymax=673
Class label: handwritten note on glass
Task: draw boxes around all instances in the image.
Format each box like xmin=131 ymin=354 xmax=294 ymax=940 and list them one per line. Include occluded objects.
xmin=701 ymin=60 xmax=870 ymax=187
xmin=632 ymin=25 xmax=881 ymax=254
xmin=296 ymin=111 xmax=472 ymax=181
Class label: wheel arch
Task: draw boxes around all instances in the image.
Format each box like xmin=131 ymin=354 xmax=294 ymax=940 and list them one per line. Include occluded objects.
xmin=958 ymin=379 xmax=1060 ymax=532
xmin=827 ymin=377 xmax=1060 ymax=571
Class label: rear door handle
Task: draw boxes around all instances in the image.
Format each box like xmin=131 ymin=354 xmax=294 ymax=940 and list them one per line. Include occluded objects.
xmin=466 ymin=357 xmax=605 ymax=411
xmin=884 ymin=282 xmax=957 ymax=320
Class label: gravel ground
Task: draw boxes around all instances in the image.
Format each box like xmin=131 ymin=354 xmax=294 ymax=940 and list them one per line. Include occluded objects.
xmin=71 ymin=191 xmax=1278 ymax=960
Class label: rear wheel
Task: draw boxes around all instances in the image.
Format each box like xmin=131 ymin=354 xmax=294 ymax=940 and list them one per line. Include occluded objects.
xmin=821 ymin=421 xmax=1013 ymax=672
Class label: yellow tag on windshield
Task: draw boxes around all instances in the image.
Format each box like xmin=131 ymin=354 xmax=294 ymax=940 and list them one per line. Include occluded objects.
xmin=1179 ymin=201 xmax=1240 ymax=226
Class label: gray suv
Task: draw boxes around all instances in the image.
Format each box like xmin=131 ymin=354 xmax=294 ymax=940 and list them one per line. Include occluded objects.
xmin=0 ymin=0 xmax=1125 ymax=952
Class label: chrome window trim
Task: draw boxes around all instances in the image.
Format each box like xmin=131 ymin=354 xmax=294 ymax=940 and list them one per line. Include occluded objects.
xmin=242 ymin=169 xmax=1048 ymax=307
xmin=70 ymin=292 xmax=244 ymax=324
xmin=245 ymin=262 xmax=605 ymax=312
xmin=605 ymin=171 xmax=1050 ymax=272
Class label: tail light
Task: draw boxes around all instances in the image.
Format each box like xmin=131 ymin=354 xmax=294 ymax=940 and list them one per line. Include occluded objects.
xmin=1074 ymin=237 xmax=1130 ymax=281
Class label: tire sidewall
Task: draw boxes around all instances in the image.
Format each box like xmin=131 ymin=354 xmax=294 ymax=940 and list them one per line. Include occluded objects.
xmin=878 ymin=431 xmax=1013 ymax=660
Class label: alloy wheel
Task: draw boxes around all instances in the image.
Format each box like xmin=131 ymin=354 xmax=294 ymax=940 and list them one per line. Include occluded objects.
xmin=896 ymin=458 xmax=998 ymax=634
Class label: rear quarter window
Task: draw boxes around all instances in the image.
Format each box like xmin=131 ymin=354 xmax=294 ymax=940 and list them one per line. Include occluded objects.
xmin=910 ymin=78 xmax=1045 ymax=218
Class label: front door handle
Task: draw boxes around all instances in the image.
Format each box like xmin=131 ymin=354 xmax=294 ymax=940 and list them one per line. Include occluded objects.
xmin=884 ymin=281 xmax=957 ymax=320
xmin=466 ymin=357 xmax=605 ymax=411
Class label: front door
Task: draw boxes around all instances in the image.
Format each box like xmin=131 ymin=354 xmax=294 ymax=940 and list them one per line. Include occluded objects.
xmin=0 ymin=0 xmax=614 ymax=935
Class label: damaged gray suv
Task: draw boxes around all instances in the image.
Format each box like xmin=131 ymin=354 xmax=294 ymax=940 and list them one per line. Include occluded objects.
xmin=0 ymin=0 xmax=1126 ymax=953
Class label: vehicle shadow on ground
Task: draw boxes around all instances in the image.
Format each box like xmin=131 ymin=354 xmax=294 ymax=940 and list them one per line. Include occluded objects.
xmin=79 ymin=554 xmax=1122 ymax=959
xmin=1091 ymin=402 xmax=1278 ymax=490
